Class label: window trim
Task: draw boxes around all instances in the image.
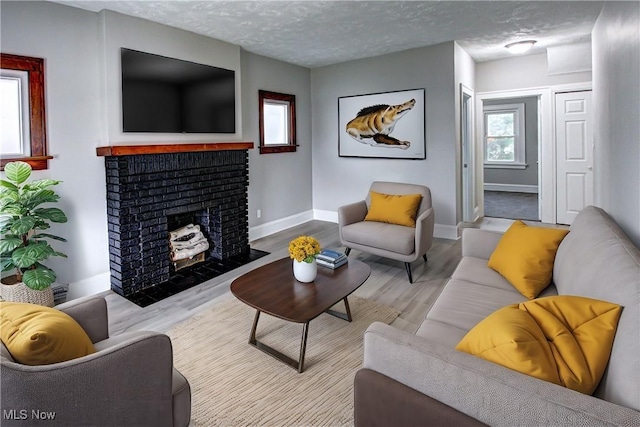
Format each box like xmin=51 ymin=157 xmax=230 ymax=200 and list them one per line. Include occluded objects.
xmin=0 ymin=53 xmax=51 ymax=170
xmin=258 ymin=90 xmax=297 ymax=154
xmin=483 ymin=103 xmax=526 ymax=169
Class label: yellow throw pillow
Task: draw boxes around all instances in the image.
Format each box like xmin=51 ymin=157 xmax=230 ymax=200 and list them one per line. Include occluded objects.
xmin=364 ymin=191 xmax=422 ymax=227
xmin=0 ymin=302 xmax=96 ymax=365
xmin=456 ymin=295 xmax=622 ymax=395
xmin=488 ymin=220 xmax=569 ymax=299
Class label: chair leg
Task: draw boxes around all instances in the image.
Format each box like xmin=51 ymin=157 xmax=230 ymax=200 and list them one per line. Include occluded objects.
xmin=345 ymin=248 xmax=351 ymax=256
xmin=404 ymin=262 xmax=413 ymax=283
xmin=423 ymin=254 xmax=428 ymax=263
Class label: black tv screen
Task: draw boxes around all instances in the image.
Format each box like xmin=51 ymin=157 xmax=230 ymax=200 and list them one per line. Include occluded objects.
xmin=121 ymin=48 xmax=235 ymax=133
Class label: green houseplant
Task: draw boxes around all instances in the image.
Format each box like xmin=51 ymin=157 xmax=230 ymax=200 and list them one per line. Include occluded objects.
xmin=0 ymin=161 xmax=67 ymax=306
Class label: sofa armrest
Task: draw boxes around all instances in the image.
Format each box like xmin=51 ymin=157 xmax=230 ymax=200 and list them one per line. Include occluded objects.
xmin=338 ymin=200 xmax=367 ymax=228
xmin=415 ymin=207 xmax=435 ymax=257
xmin=57 ymin=295 xmax=109 ymax=342
xmin=461 ymin=228 xmax=504 ymax=260
xmin=363 ymin=322 xmax=639 ymax=426
xmin=355 ymin=368 xmax=486 ymax=427
xmin=1 ymin=332 xmax=175 ymax=427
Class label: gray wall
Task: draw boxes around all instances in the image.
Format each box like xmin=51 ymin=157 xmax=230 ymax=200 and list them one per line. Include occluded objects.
xmin=1 ymin=1 xmax=108 ymax=287
xmin=476 ymin=53 xmax=592 ymax=93
xmin=592 ymin=1 xmax=640 ymax=247
xmin=100 ymin=10 xmax=242 ymax=144
xmin=241 ymin=51 xmax=313 ymax=227
xmin=311 ymin=42 xmax=459 ymax=235
xmin=483 ymin=97 xmax=539 ymax=188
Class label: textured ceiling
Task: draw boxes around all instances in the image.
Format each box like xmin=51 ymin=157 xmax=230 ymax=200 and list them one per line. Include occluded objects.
xmin=53 ymin=1 xmax=604 ymax=68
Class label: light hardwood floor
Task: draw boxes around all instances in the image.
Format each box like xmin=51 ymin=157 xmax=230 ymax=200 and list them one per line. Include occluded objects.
xmin=104 ymin=220 xmax=462 ymax=336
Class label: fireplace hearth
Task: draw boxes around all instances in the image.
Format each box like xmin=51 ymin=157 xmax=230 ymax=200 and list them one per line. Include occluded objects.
xmin=98 ymin=143 xmax=266 ymax=305
xmin=125 ymin=248 xmax=268 ymax=307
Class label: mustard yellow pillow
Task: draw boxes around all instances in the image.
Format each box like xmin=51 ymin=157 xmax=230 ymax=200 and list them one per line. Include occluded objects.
xmin=0 ymin=302 xmax=96 ymax=365
xmin=364 ymin=191 xmax=422 ymax=227
xmin=456 ymin=295 xmax=622 ymax=395
xmin=488 ymin=220 xmax=569 ymax=299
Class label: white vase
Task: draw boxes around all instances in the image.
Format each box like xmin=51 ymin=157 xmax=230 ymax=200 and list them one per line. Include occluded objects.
xmin=293 ymin=259 xmax=317 ymax=283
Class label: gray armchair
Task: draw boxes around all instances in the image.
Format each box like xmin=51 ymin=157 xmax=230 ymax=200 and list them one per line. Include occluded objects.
xmin=338 ymin=181 xmax=435 ymax=283
xmin=0 ymin=296 xmax=191 ymax=427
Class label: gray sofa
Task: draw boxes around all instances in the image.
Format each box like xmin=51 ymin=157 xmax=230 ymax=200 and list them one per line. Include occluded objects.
xmin=355 ymin=206 xmax=640 ymax=426
xmin=1 ymin=296 xmax=191 ymax=427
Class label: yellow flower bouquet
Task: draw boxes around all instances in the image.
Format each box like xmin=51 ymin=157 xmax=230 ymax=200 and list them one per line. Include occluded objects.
xmin=288 ymin=236 xmax=321 ymax=263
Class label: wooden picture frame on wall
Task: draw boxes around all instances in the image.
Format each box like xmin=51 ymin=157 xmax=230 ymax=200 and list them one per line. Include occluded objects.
xmin=338 ymin=88 xmax=425 ymax=159
xmin=259 ymin=90 xmax=297 ymax=154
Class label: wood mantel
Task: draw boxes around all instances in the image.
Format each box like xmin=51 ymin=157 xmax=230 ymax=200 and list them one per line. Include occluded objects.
xmin=96 ymin=142 xmax=254 ymax=157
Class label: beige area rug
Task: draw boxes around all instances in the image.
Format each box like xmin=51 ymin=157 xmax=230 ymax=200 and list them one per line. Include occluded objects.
xmin=167 ymin=296 xmax=399 ymax=426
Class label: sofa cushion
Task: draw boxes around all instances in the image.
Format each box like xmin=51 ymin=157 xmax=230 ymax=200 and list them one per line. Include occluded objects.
xmin=416 ymin=319 xmax=468 ymax=348
xmin=341 ymin=221 xmax=415 ymax=255
xmin=452 ymin=257 xmax=521 ymax=291
xmin=488 ymin=220 xmax=569 ymax=299
xmin=456 ymin=295 xmax=622 ymax=395
xmin=425 ymin=279 xmax=532 ymax=332
xmin=1 ymin=342 xmax=15 ymax=362
xmin=451 ymin=256 xmax=559 ymax=296
xmin=365 ymin=191 xmax=422 ymax=227
xmin=0 ymin=301 xmax=95 ymax=365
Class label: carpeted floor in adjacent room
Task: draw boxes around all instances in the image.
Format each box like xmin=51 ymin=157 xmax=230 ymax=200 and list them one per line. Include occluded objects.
xmin=484 ymin=190 xmax=539 ymax=221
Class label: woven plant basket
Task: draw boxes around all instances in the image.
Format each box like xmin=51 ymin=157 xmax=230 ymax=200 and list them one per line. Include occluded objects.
xmin=0 ymin=276 xmax=54 ymax=307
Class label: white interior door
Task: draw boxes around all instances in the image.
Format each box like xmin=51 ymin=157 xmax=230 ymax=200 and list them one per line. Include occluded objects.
xmin=555 ymin=91 xmax=593 ymax=225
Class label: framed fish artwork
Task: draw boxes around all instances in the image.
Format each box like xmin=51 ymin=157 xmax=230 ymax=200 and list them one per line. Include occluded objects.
xmin=338 ymin=88 xmax=425 ymax=159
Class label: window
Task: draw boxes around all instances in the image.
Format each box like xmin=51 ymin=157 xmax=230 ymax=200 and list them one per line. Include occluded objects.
xmin=259 ymin=90 xmax=296 ymax=154
xmin=483 ymin=103 xmax=526 ymax=169
xmin=0 ymin=53 xmax=50 ymax=170
xmin=0 ymin=73 xmax=30 ymax=156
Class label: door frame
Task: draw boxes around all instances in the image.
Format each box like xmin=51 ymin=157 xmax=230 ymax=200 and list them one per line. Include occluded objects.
xmin=475 ymin=87 xmax=553 ymax=222
xmin=460 ymin=84 xmax=477 ymax=223
xmin=474 ymin=83 xmax=592 ymax=224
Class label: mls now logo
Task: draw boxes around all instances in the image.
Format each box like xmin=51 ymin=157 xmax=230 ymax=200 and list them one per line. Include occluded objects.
xmin=3 ymin=409 xmax=56 ymax=420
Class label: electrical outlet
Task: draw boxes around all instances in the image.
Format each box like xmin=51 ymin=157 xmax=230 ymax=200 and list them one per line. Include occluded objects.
xmin=257 ymin=209 xmax=262 ymax=219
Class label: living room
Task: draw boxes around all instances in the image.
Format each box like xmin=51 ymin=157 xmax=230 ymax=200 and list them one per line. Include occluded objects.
xmin=1 ymin=1 xmax=639 ymax=426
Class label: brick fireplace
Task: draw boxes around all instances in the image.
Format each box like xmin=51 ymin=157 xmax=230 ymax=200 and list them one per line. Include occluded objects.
xmin=97 ymin=143 xmax=253 ymax=298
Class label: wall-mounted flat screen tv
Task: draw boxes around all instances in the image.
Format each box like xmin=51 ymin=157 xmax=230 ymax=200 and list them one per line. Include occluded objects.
xmin=121 ymin=48 xmax=235 ymax=133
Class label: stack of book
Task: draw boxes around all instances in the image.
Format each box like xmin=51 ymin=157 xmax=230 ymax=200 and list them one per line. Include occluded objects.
xmin=52 ymin=283 xmax=69 ymax=305
xmin=316 ymin=248 xmax=348 ymax=269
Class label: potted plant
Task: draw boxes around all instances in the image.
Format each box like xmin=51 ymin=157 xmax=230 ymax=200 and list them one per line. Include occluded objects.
xmin=0 ymin=161 xmax=67 ymax=306
xmin=288 ymin=235 xmax=321 ymax=283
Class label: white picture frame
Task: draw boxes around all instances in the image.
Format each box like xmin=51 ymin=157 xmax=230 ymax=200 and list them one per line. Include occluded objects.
xmin=338 ymin=88 xmax=425 ymax=159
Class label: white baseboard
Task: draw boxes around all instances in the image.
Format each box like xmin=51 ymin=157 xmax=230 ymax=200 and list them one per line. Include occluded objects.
xmin=67 ymin=271 xmax=111 ymax=301
xmin=249 ymin=210 xmax=315 ymax=241
xmin=313 ymin=209 xmax=338 ymax=223
xmin=435 ymin=224 xmax=459 ymax=240
xmin=484 ymin=183 xmax=539 ymax=193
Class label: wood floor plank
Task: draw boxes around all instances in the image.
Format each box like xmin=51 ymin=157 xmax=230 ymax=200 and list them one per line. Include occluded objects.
xmin=104 ymin=220 xmax=462 ymax=336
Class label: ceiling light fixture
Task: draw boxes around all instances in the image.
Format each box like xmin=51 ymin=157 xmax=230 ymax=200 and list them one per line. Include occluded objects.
xmin=505 ymin=40 xmax=537 ymax=54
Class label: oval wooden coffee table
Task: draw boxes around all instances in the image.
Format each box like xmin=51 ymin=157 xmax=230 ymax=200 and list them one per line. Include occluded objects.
xmin=230 ymin=257 xmax=371 ymax=373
